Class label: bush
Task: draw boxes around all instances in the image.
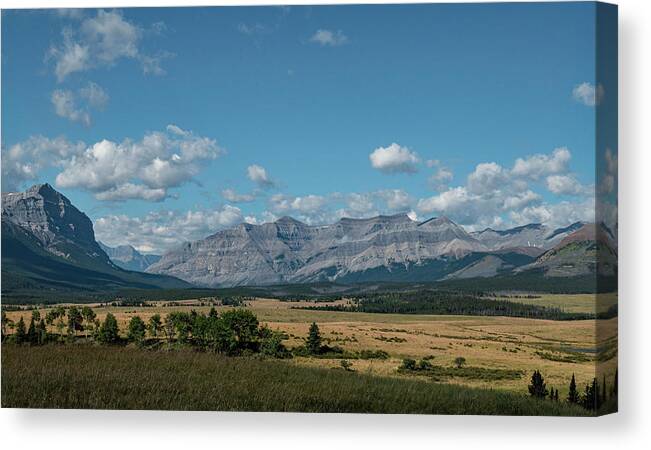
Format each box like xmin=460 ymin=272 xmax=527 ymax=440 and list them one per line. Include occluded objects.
xmin=400 ymin=358 xmax=417 ymax=371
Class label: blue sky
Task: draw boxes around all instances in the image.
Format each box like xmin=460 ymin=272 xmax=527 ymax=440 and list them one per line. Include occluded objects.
xmin=1 ymin=3 xmax=615 ymax=253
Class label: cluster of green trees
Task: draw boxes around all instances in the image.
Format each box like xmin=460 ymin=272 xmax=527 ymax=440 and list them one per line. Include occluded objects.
xmin=2 ymin=306 xmax=99 ymax=344
xmin=528 ymin=370 xmax=618 ymax=411
xmin=2 ymin=307 xmax=292 ymax=359
xmin=299 ymin=290 xmax=594 ymax=320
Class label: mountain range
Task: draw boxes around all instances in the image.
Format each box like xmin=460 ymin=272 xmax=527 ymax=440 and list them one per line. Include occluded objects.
xmin=1 ymin=184 xmax=190 ymax=297
xmin=1 ymin=184 xmax=616 ymax=294
xmin=146 ymin=210 xmax=617 ymax=288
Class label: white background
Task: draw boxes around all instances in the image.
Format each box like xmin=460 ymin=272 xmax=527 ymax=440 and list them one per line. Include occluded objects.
xmin=1 ymin=0 xmax=649 ymax=448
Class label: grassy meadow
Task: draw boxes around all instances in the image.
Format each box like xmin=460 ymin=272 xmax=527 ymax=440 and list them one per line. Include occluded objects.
xmin=2 ymin=293 xmax=618 ymax=401
xmin=1 ymin=344 xmax=593 ymax=415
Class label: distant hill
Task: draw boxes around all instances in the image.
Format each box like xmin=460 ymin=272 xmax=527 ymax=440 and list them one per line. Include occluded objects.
xmin=98 ymin=241 xmax=161 ymax=272
xmin=1 ymin=184 xmax=192 ymax=299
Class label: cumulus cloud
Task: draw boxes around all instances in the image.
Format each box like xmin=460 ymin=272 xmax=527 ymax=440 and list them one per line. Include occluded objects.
xmin=415 ymin=147 xmax=592 ymax=229
xmin=369 ymin=143 xmax=420 ymax=174
xmin=572 ymin=82 xmax=605 ymax=106
xmin=509 ymin=199 xmax=595 ymax=230
xmin=426 ymin=160 xmax=453 ymax=191
xmin=309 ymin=29 xmax=348 ymax=46
xmin=222 ymin=189 xmax=256 ymax=203
xmin=511 ymin=147 xmax=571 ymax=180
xmin=247 ymin=164 xmax=275 ymax=188
xmin=30 ymin=125 xmax=226 ymax=201
xmin=467 ymin=162 xmax=509 ymax=194
xmin=47 ymin=10 xmax=171 ymax=81
xmin=545 ymin=174 xmax=591 ymax=196
xmin=94 ymin=206 xmax=244 ymax=254
xmin=1 ymin=136 xmax=86 ymax=191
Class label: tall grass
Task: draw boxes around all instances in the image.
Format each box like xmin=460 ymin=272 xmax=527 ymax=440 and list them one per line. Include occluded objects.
xmin=1 ymin=344 xmax=591 ymax=415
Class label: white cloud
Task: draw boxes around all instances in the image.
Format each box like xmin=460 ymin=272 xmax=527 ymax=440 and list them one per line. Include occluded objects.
xmin=94 ymin=206 xmax=244 ymax=254
xmin=1 ymin=136 xmax=86 ymax=191
xmin=467 ymin=162 xmax=508 ymax=194
xmin=51 ymin=89 xmax=91 ymax=126
xmin=51 ymin=82 xmax=109 ymax=126
xmin=247 ymin=164 xmax=275 ymax=188
xmin=369 ymin=143 xmax=420 ymax=174
xmin=511 ymin=147 xmax=571 ymax=180
xmin=222 ymin=189 xmax=256 ymax=203
xmin=79 ymin=81 xmax=109 ymax=109
xmin=416 ymin=147 xmax=593 ymax=229
xmin=376 ymin=189 xmax=412 ymax=212
xmin=47 ymin=10 xmax=170 ymax=81
xmin=509 ymin=199 xmax=595 ymax=229
xmin=55 ymin=9 xmax=85 ymax=20
xmin=94 ymin=183 xmax=168 ymax=202
xmin=270 ymin=193 xmax=327 ymax=215
xmin=545 ymin=174 xmax=591 ymax=196
xmin=51 ymin=126 xmax=223 ymax=201
xmin=310 ymin=29 xmax=348 ymax=47
xmin=572 ymin=82 xmax=605 ymax=106
xmin=426 ymin=160 xmax=453 ymax=191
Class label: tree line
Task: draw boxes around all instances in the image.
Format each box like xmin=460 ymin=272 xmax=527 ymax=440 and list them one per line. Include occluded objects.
xmin=528 ymin=369 xmax=618 ymax=412
xmin=298 ymin=290 xmax=595 ymax=320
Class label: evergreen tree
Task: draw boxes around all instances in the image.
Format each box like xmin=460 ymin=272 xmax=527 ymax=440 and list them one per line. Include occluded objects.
xmin=31 ymin=310 xmax=41 ymax=322
xmin=581 ymin=378 xmax=600 ymax=411
xmin=528 ymin=370 xmax=548 ymax=399
xmin=567 ymin=373 xmax=580 ymax=404
xmin=555 ymin=389 xmax=559 ymax=402
xmin=306 ymin=322 xmax=322 ymax=355
xmin=27 ymin=317 xmax=37 ymax=344
xmin=612 ymin=369 xmax=618 ymax=396
xmin=98 ymin=313 xmax=120 ymax=344
xmin=602 ymin=374 xmax=607 ymax=404
xmin=15 ymin=317 xmax=27 ymax=344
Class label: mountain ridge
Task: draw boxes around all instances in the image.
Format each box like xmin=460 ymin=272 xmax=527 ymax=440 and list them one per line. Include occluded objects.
xmin=146 ymin=211 xmax=606 ymax=287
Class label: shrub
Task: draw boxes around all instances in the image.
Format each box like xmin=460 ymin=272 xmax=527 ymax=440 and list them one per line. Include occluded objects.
xmin=400 ymin=358 xmax=417 ymax=371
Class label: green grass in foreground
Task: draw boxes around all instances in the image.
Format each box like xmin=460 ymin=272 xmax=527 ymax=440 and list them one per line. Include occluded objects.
xmin=1 ymin=344 xmax=591 ymax=415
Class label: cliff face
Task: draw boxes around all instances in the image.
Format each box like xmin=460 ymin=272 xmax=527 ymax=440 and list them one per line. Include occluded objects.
xmin=2 ymin=183 xmax=109 ymax=265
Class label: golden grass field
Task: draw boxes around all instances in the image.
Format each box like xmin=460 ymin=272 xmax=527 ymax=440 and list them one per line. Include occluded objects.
xmin=5 ymin=293 xmax=617 ymax=398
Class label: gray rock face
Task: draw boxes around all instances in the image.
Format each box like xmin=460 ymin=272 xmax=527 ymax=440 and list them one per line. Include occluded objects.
xmin=98 ymin=242 xmax=161 ymax=272
xmin=516 ymin=223 xmax=618 ymax=277
xmin=2 ymin=183 xmax=109 ymax=265
xmin=147 ymin=214 xmax=489 ymax=287
xmin=471 ymin=222 xmax=585 ymax=252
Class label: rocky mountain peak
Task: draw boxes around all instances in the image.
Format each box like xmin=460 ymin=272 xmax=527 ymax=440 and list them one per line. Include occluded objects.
xmin=2 ymin=183 xmax=104 ymax=263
